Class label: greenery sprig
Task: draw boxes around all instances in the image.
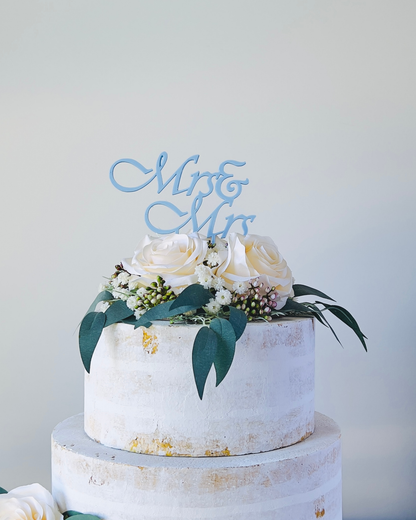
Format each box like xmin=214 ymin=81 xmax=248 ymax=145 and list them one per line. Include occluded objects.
xmin=79 ymin=273 xmax=367 ymax=399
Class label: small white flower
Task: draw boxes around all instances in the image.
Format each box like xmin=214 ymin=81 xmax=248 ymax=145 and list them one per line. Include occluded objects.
xmin=195 ymin=264 xmax=213 ymax=288
xmin=215 ymin=289 xmax=232 ymax=306
xmin=126 ymin=296 xmax=138 ymax=310
xmin=204 ymin=298 xmax=222 ymax=315
xmin=212 ymin=237 xmax=227 ymax=252
xmin=128 ymin=277 xmax=142 ymax=290
xmin=198 ymin=273 xmax=212 ymax=289
xmin=206 ymin=251 xmax=220 ymax=267
xmin=98 ymin=282 xmax=109 ymax=292
xmin=233 ymin=280 xmax=249 ymax=295
xmin=118 ymin=272 xmax=130 ymax=285
xmin=111 ymin=277 xmax=120 ymax=288
xmin=113 ymin=288 xmax=129 ymax=301
xmin=134 ymin=308 xmax=146 ymax=319
xmin=96 ymin=301 xmax=110 ymax=313
xmin=195 ymin=264 xmax=209 ymax=277
xmin=212 ymin=276 xmax=225 ymax=291
xmin=137 ymin=287 xmax=147 ymax=298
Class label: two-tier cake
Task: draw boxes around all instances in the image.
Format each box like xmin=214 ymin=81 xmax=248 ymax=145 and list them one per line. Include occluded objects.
xmin=52 ymin=318 xmax=342 ymax=519
xmin=50 ymin=153 xmax=365 ymax=519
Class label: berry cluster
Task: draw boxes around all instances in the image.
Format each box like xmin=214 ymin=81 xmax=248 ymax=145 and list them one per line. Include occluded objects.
xmin=139 ymin=276 xmax=177 ymax=308
xmin=231 ymin=281 xmax=281 ymax=321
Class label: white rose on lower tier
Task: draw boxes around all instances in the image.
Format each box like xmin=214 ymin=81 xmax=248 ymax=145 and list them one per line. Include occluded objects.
xmin=0 ymin=484 xmax=62 ymax=520
xmin=216 ymin=233 xmax=293 ymax=309
xmin=123 ymin=232 xmax=209 ymax=292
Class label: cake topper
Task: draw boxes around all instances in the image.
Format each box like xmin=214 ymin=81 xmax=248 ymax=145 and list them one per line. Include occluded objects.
xmin=109 ymin=152 xmax=256 ymax=239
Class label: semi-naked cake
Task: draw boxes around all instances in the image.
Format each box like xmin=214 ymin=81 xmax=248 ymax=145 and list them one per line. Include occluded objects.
xmin=52 ymin=318 xmax=342 ymax=519
xmin=51 ymin=153 xmax=366 ymax=519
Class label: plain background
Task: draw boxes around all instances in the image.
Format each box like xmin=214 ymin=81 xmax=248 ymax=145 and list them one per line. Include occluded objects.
xmin=0 ymin=1 xmax=415 ymax=519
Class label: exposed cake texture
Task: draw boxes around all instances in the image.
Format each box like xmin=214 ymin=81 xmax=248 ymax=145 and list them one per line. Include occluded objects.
xmin=84 ymin=318 xmax=315 ymax=457
xmin=52 ymin=412 xmax=342 ymax=520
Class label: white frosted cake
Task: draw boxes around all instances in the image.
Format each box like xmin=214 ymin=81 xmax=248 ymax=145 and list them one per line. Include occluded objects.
xmin=52 ymin=318 xmax=342 ymax=519
xmin=49 ymin=153 xmax=366 ymax=519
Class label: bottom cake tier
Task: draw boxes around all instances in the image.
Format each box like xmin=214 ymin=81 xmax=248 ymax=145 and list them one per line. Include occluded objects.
xmin=52 ymin=412 xmax=342 ymax=520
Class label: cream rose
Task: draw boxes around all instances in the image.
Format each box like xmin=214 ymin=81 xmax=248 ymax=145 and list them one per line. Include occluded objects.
xmin=216 ymin=233 xmax=293 ymax=309
xmin=122 ymin=233 xmax=208 ymax=292
xmin=0 ymin=483 xmax=62 ymax=520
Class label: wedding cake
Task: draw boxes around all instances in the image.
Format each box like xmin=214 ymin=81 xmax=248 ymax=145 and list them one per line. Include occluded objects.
xmin=50 ymin=153 xmax=365 ymax=519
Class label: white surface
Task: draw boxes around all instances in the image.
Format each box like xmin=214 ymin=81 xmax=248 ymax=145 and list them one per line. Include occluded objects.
xmin=52 ymin=412 xmax=342 ymax=520
xmin=85 ymin=318 xmax=315 ymax=456
xmin=1 ymin=2 xmax=415 ymax=519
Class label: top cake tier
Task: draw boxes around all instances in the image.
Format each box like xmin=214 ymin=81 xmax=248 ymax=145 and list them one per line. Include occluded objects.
xmin=84 ymin=317 xmax=314 ymax=457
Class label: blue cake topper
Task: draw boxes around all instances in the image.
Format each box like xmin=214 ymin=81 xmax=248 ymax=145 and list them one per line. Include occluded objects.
xmin=109 ymin=152 xmax=256 ymax=239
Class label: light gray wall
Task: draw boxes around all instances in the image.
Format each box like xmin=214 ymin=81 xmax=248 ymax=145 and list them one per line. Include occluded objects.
xmin=1 ymin=1 xmax=415 ymax=519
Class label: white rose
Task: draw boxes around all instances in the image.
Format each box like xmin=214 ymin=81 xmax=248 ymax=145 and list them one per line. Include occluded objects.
xmin=216 ymin=233 xmax=293 ymax=309
xmin=123 ymin=233 xmax=209 ymax=292
xmin=0 ymin=483 xmax=62 ymax=520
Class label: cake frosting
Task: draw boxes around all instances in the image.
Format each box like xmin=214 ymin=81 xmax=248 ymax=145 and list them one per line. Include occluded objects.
xmin=84 ymin=318 xmax=315 ymax=457
xmin=53 ymin=412 xmax=341 ymax=520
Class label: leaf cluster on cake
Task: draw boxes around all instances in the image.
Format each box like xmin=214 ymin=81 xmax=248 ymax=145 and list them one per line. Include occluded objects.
xmin=80 ymin=230 xmax=366 ymax=399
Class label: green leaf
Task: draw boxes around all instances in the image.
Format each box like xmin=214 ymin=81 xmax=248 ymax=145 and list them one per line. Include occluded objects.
xmin=133 ymin=299 xmax=207 ymax=329
xmin=87 ymin=291 xmax=113 ymax=314
xmin=104 ymin=300 xmax=133 ymax=327
xmin=317 ymin=302 xmax=367 ymax=351
xmin=134 ymin=301 xmax=174 ymax=328
xmin=302 ymin=303 xmax=327 ymax=327
xmin=170 ymin=284 xmax=212 ymax=312
xmin=0 ymin=487 xmax=7 ymax=494
xmin=306 ymin=303 xmax=342 ymax=346
xmin=120 ymin=315 xmax=138 ymax=325
xmin=210 ymin=318 xmax=236 ymax=387
xmin=134 ymin=319 xmax=153 ymax=329
xmin=228 ymin=306 xmax=247 ymax=340
xmin=79 ymin=312 xmax=106 ymax=373
xmin=280 ymin=298 xmax=314 ymax=314
xmin=192 ymin=326 xmax=218 ymax=400
xmin=63 ymin=512 xmax=82 ymax=519
xmin=293 ymin=284 xmax=335 ymax=301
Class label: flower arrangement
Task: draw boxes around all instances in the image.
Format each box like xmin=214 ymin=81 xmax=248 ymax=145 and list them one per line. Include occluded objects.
xmin=80 ymin=232 xmax=367 ymax=399
xmin=0 ymin=484 xmax=100 ymax=520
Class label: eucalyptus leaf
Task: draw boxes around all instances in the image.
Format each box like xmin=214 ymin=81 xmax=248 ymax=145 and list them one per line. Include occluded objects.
xmin=166 ymin=304 xmax=203 ymax=317
xmin=104 ymin=300 xmax=133 ymax=327
xmin=228 ymin=306 xmax=247 ymax=341
xmin=192 ymin=326 xmax=218 ymax=400
xmin=0 ymin=487 xmax=7 ymax=494
xmin=63 ymin=512 xmax=82 ymax=519
xmin=133 ymin=299 xmax=208 ymax=330
xmin=134 ymin=301 xmax=174 ymax=328
xmin=170 ymin=284 xmax=212 ymax=311
xmin=120 ymin=315 xmax=138 ymax=325
xmin=293 ymin=284 xmax=335 ymax=301
xmin=79 ymin=312 xmax=106 ymax=373
xmin=87 ymin=291 xmax=113 ymax=314
xmin=133 ymin=319 xmax=153 ymax=329
xmin=210 ymin=318 xmax=236 ymax=387
xmin=317 ymin=302 xmax=367 ymax=351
